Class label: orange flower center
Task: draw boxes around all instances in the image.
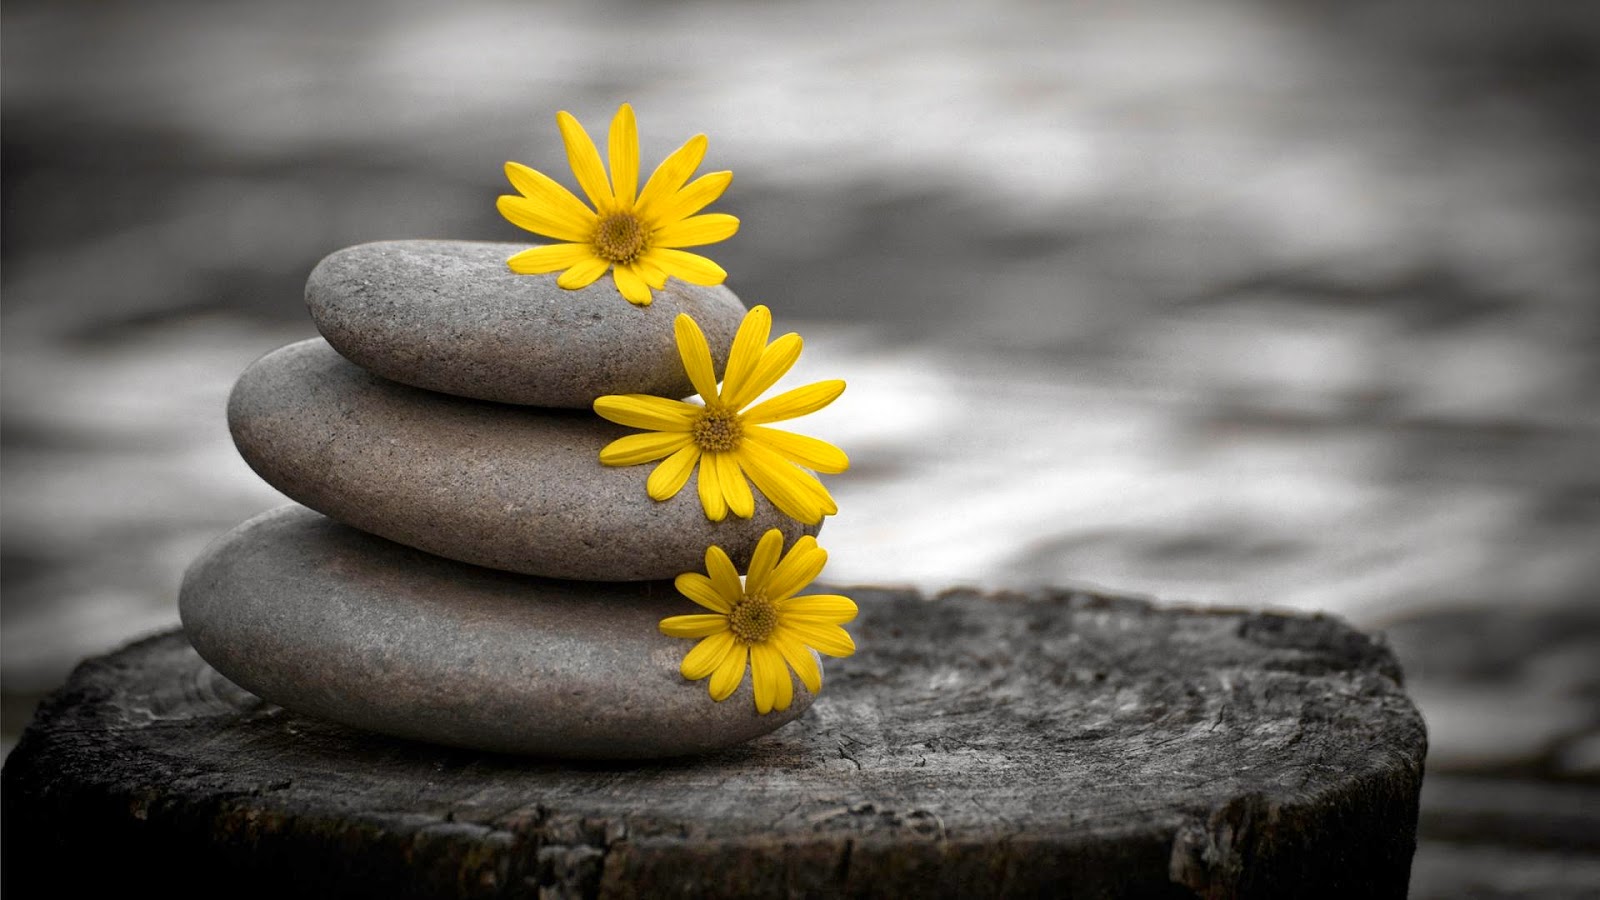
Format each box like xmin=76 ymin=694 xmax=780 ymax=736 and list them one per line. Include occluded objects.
xmin=728 ymin=594 xmax=779 ymax=643
xmin=592 ymin=212 xmax=646 ymax=264
xmin=692 ymin=405 xmax=743 ymax=452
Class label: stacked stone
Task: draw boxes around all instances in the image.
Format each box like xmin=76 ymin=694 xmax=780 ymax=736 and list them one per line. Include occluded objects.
xmin=179 ymin=240 xmax=821 ymax=758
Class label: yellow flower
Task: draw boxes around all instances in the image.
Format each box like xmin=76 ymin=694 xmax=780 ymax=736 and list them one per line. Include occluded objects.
xmin=593 ymin=305 xmax=847 ymax=524
xmin=661 ymin=529 xmax=857 ymax=714
xmin=496 ymin=102 xmax=739 ymax=306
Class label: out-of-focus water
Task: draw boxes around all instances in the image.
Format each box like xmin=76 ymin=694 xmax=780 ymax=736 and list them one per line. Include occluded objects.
xmin=3 ymin=1 xmax=1598 ymax=893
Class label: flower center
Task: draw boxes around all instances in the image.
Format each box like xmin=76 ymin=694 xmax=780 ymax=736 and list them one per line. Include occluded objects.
xmin=728 ymin=594 xmax=779 ymax=643
xmin=592 ymin=212 xmax=646 ymax=264
xmin=692 ymin=405 xmax=743 ymax=452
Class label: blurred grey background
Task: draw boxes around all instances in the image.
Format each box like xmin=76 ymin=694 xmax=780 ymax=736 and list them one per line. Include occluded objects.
xmin=3 ymin=0 xmax=1598 ymax=895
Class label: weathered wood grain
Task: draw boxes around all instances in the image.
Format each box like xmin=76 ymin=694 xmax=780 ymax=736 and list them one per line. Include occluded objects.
xmin=1 ymin=589 xmax=1426 ymax=899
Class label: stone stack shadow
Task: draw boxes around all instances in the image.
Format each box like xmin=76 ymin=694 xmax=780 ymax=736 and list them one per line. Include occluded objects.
xmin=178 ymin=240 xmax=820 ymax=758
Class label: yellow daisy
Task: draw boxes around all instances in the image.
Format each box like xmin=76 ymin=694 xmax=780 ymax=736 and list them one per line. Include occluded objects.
xmin=661 ymin=529 xmax=857 ymax=714
xmin=593 ymin=305 xmax=847 ymax=524
xmin=496 ymin=102 xmax=739 ymax=306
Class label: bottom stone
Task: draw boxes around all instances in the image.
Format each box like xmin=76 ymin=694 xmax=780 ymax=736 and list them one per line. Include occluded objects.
xmin=178 ymin=505 xmax=814 ymax=758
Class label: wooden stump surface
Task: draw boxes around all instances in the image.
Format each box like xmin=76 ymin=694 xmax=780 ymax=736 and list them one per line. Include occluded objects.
xmin=1 ymin=588 xmax=1426 ymax=899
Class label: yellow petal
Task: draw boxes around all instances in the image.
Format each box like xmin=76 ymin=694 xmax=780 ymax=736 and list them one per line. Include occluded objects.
xmin=786 ymin=621 xmax=857 ymax=658
xmin=673 ymin=314 xmax=720 ymax=400
xmin=750 ymin=643 xmax=790 ymax=714
xmin=719 ymin=306 xmax=771 ymax=407
xmin=503 ymin=161 xmax=598 ymax=227
xmin=653 ymin=213 xmax=740 ymax=250
xmin=599 ymin=431 xmax=692 ymax=466
xmin=697 ymin=453 xmax=729 ymax=522
xmin=743 ymin=529 xmax=786 ymax=597
xmin=636 ymin=134 xmax=707 ymax=222
xmin=556 ymin=110 xmax=615 ymax=211
xmin=773 ymin=633 xmax=823 ymax=694
xmin=674 ymin=571 xmax=733 ymax=614
xmin=708 ymin=643 xmax=748 ymax=701
xmin=742 ymin=380 xmax=846 ymax=425
xmin=718 ymin=450 xmax=755 ymax=519
xmin=734 ymin=445 xmax=823 ymax=524
xmin=593 ymin=394 xmax=699 ymax=432
xmin=506 ymin=243 xmax=596 ymax=275
xmin=497 ymin=195 xmax=596 ymax=244
xmin=650 ymin=170 xmax=733 ymax=226
xmin=738 ymin=440 xmax=838 ymax=519
xmin=635 ymin=256 xmax=669 ymax=289
xmin=745 ymin=426 xmax=849 ymax=474
xmin=557 ymin=257 xmax=611 ymax=290
xmin=612 ymin=264 xmax=653 ymax=306
xmin=679 ymin=629 xmax=735 ymax=680
xmin=646 ymin=248 xmax=727 ymax=285
xmin=647 ymin=444 xmax=700 ymax=500
xmin=779 ymin=594 xmax=858 ymax=623
xmin=660 ymin=614 xmax=730 ymax=639
xmin=704 ymin=543 xmax=743 ymax=601
xmin=608 ymin=103 xmax=638 ymax=207
xmin=724 ymin=333 xmax=802 ymax=410
xmin=765 ymin=536 xmax=825 ymax=603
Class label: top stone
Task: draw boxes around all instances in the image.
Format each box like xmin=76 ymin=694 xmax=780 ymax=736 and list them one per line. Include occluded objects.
xmin=305 ymin=240 xmax=746 ymax=407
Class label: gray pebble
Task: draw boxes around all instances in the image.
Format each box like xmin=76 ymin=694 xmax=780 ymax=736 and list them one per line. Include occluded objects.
xmin=180 ymin=505 xmax=815 ymax=757
xmin=306 ymin=240 xmax=745 ymax=407
xmin=227 ymin=338 xmax=818 ymax=581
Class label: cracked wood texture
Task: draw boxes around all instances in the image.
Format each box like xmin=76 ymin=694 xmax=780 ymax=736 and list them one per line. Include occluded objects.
xmin=1 ymin=589 xmax=1426 ymax=899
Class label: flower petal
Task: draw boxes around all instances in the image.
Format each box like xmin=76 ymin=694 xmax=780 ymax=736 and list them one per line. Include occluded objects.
xmin=650 ymin=170 xmax=733 ymax=225
xmin=739 ymin=440 xmax=839 ymax=520
xmin=498 ymin=195 xmax=596 ymax=244
xmin=779 ymin=594 xmax=858 ymax=623
xmin=646 ymin=248 xmax=728 ymax=286
xmin=742 ymin=380 xmax=846 ymax=425
xmin=556 ymin=110 xmax=615 ymax=211
xmin=745 ymin=426 xmax=849 ymax=474
xmin=725 ymin=333 xmax=802 ymax=410
xmin=734 ymin=445 xmax=824 ymax=524
xmin=674 ymin=572 xmax=732 ymax=613
xmin=557 ymin=257 xmax=611 ymax=290
xmin=718 ymin=450 xmax=755 ymax=519
xmin=506 ymin=243 xmax=596 ymax=275
xmin=664 ymin=614 xmax=731 ymax=642
xmin=635 ymin=256 xmax=669 ymax=289
xmin=647 ymin=444 xmax=700 ymax=500
xmin=653 ymin=213 xmax=740 ymax=249
xmin=743 ymin=529 xmax=786 ymax=597
xmin=612 ymin=264 xmax=652 ymax=306
xmin=673 ymin=314 xmax=721 ymax=401
xmin=765 ymin=536 xmax=826 ymax=603
xmin=786 ymin=621 xmax=857 ymax=658
xmin=679 ymin=629 xmax=735 ymax=680
xmin=719 ymin=305 xmax=771 ymax=406
xmin=599 ymin=431 xmax=692 ymax=466
xmin=503 ymin=162 xmax=598 ymax=228
xmin=697 ymin=453 xmax=729 ymax=522
xmin=773 ymin=634 xmax=823 ymax=694
xmin=704 ymin=543 xmax=743 ymax=601
xmin=636 ymin=134 xmax=707 ymax=223
xmin=708 ymin=642 xmax=749 ymax=702
xmin=593 ymin=395 xmax=699 ymax=432
xmin=750 ymin=643 xmax=790 ymax=713
xmin=608 ymin=103 xmax=638 ymax=208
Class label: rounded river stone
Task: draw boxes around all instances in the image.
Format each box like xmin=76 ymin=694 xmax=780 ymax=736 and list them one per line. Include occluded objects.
xmin=179 ymin=506 xmax=815 ymax=758
xmin=305 ymin=240 xmax=745 ymax=407
xmin=228 ymin=339 xmax=818 ymax=581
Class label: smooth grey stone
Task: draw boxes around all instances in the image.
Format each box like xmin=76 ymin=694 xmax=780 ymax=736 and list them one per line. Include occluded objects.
xmin=228 ymin=338 xmax=818 ymax=581
xmin=179 ymin=505 xmax=815 ymax=757
xmin=305 ymin=240 xmax=745 ymax=407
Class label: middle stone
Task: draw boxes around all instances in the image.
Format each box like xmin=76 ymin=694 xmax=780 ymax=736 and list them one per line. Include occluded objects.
xmin=228 ymin=339 xmax=817 ymax=581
